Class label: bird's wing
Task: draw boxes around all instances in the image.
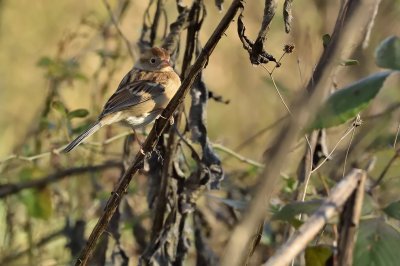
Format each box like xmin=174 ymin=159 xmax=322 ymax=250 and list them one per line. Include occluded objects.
xmin=99 ymin=80 xmax=165 ymax=118
xmin=115 ymin=68 xmax=139 ymax=92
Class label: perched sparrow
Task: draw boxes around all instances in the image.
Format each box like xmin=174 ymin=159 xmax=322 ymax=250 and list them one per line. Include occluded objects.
xmin=63 ymin=47 xmax=181 ymax=153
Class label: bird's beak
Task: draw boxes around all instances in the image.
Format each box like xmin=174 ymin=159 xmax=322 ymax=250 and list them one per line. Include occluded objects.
xmin=160 ymin=60 xmax=171 ymax=68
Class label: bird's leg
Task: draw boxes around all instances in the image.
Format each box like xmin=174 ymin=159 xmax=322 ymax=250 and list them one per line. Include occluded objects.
xmin=130 ymin=127 xmax=145 ymax=155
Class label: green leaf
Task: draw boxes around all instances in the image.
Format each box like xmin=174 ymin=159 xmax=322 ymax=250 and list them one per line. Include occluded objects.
xmin=340 ymin=59 xmax=359 ymax=66
xmin=290 ymin=218 xmax=304 ymax=229
xmin=282 ymin=175 xmax=298 ymax=194
xmin=305 ymin=245 xmax=332 ymax=266
xmin=52 ymin=100 xmax=67 ymax=116
xmin=272 ymin=200 xmax=323 ymax=223
xmin=310 ymin=71 xmax=391 ymax=130
xmin=354 ymin=218 xmax=400 ymax=266
xmin=375 ymin=36 xmax=400 ymax=70
xmin=18 ymin=167 xmax=52 ymax=220
xmin=67 ymin=109 xmax=89 ymax=120
xmin=19 ymin=167 xmax=35 ymax=181
xmin=37 ymin=56 xmax=87 ymax=81
xmin=21 ymin=188 xmax=52 ymax=220
xmin=72 ymin=72 xmax=88 ymax=81
xmin=19 ymin=166 xmax=45 ymax=181
xmin=37 ymin=56 xmax=54 ymax=67
xmin=383 ymin=200 xmax=400 ymax=220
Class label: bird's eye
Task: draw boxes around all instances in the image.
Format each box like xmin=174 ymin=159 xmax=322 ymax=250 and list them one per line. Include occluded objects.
xmin=150 ymin=57 xmax=157 ymax=64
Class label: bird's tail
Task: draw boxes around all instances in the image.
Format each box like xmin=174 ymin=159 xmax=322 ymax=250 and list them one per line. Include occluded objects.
xmin=62 ymin=122 xmax=101 ymax=153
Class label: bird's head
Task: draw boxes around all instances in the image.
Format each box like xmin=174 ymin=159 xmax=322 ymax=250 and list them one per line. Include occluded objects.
xmin=136 ymin=47 xmax=172 ymax=72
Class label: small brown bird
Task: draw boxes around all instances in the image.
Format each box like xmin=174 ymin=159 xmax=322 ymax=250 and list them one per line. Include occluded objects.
xmin=63 ymin=47 xmax=181 ymax=153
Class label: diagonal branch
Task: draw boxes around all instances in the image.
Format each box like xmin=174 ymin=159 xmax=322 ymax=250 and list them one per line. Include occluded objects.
xmin=264 ymin=169 xmax=366 ymax=266
xmin=75 ymin=1 xmax=245 ymax=264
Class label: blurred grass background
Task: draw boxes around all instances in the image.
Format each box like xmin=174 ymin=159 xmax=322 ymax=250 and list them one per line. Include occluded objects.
xmin=1 ymin=0 xmax=400 ymax=265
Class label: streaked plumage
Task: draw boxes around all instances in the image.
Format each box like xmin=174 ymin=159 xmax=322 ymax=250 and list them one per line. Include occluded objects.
xmin=63 ymin=47 xmax=181 ymax=153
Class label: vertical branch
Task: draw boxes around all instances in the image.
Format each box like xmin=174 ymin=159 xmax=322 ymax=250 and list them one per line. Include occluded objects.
xmin=189 ymin=76 xmax=224 ymax=188
xmin=337 ymin=171 xmax=366 ymax=266
xmin=149 ymin=126 xmax=177 ymax=241
xmin=294 ymin=132 xmax=318 ymax=201
xmin=143 ymin=2 xmax=218 ymax=264
xmin=162 ymin=9 xmax=190 ymax=54
xmin=193 ymin=210 xmax=219 ymax=266
xmin=257 ymin=0 xmax=277 ymax=41
xmin=174 ymin=212 xmax=189 ymax=266
xmin=181 ymin=0 xmax=204 ymax=75
xmin=361 ymin=0 xmax=382 ymax=49
xmin=283 ymin=0 xmax=293 ymax=33
xmin=150 ymin=0 xmax=166 ymax=46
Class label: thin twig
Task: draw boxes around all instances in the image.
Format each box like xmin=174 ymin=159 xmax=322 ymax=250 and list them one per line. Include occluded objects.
xmin=0 ymin=131 xmax=133 ymax=166
xmin=0 ymin=152 xmax=55 ymax=165
xmin=361 ymin=0 xmax=382 ymax=49
xmin=371 ymin=149 xmax=400 ymax=189
xmin=269 ymin=49 xmax=289 ymax=75
xmin=296 ymin=132 xmax=318 ymax=222
xmin=364 ymin=103 xmax=400 ymax=120
xmin=0 ymin=228 xmax=65 ymax=265
xmin=393 ymin=122 xmax=400 ymax=148
xmin=342 ymin=124 xmax=357 ymax=179
xmin=102 ymin=0 xmax=135 ymax=61
xmin=311 ymin=125 xmax=356 ymax=174
xmin=263 ymin=66 xmax=292 ymax=116
xmin=233 ymin=115 xmax=289 ymax=152
xmin=262 ymin=63 xmax=314 ymax=205
xmin=212 ymin=143 xmax=265 ymax=168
